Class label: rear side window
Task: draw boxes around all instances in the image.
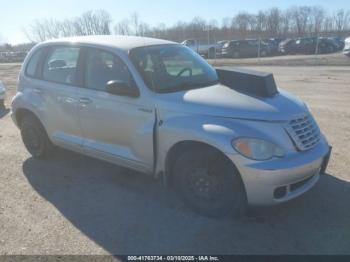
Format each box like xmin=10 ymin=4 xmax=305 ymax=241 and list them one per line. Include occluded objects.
xmin=26 ymin=49 xmax=44 ymax=77
xmin=43 ymin=47 xmax=80 ymax=85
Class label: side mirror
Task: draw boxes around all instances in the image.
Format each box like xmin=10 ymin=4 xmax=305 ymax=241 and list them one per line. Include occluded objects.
xmin=106 ymin=80 xmax=139 ymax=98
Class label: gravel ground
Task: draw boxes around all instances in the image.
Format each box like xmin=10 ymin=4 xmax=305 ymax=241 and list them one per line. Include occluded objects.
xmin=0 ymin=54 xmax=350 ymax=255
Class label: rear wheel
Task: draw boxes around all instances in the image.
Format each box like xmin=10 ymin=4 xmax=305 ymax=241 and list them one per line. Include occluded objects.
xmin=173 ymin=147 xmax=247 ymax=218
xmin=20 ymin=115 xmax=54 ymax=158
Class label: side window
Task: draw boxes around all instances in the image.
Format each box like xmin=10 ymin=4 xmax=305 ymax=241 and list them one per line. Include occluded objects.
xmin=85 ymin=48 xmax=133 ymax=92
xmin=43 ymin=47 xmax=80 ymax=85
xmin=26 ymin=49 xmax=44 ymax=78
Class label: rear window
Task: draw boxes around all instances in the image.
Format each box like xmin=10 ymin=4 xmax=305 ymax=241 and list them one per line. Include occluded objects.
xmin=25 ymin=49 xmax=44 ymax=78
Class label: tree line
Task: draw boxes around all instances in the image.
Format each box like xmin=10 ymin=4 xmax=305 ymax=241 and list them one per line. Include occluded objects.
xmin=24 ymin=6 xmax=350 ymax=44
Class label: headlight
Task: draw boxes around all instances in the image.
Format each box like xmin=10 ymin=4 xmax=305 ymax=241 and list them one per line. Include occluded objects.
xmin=232 ymin=138 xmax=285 ymax=161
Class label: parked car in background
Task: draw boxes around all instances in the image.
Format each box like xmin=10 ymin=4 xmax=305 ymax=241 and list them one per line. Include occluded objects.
xmin=293 ymin=37 xmax=337 ymax=54
xmin=216 ymin=40 xmax=229 ymax=57
xmin=328 ymin=37 xmax=345 ymax=51
xmin=221 ymin=39 xmax=270 ymax=58
xmin=264 ymin=38 xmax=285 ymax=55
xmin=278 ymin=39 xmax=296 ymax=54
xmin=11 ymin=35 xmax=332 ymax=217
xmin=0 ymin=81 xmax=6 ymax=108
xmin=181 ymin=39 xmax=217 ymax=58
xmin=343 ymin=37 xmax=350 ymax=57
xmin=0 ymin=51 xmax=28 ymax=63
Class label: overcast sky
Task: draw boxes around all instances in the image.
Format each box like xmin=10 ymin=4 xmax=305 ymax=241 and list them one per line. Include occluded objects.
xmin=0 ymin=0 xmax=348 ymax=44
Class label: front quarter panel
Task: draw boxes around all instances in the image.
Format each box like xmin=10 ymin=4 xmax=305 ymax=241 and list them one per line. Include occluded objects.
xmin=156 ymin=110 xmax=295 ymax=174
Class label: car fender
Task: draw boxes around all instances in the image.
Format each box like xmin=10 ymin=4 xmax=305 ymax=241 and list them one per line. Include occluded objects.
xmin=11 ymin=90 xmax=49 ymax=131
xmin=155 ymin=111 xmax=281 ymax=174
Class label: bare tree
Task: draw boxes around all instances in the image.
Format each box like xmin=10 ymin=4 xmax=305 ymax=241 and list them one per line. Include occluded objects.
xmin=289 ymin=6 xmax=312 ymax=36
xmin=280 ymin=9 xmax=293 ymax=37
xmin=233 ymin=12 xmax=252 ymax=38
xmin=74 ymin=10 xmax=111 ymax=35
xmin=310 ymin=6 xmax=325 ymax=36
xmin=25 ymin=5 xmax=350 ymax=44
xmin=130 ymin=12 xmax=140 ymax=36
xmin=222 ymin=17 xmax=232 ymax=39
xmin=266 ymin=8 xmax=282 ymax=36
xmin=139 ymin=22 xmax=151 ymax=37
xmin=334 ymin=9 xmax=350 ymax=32
xmin=26 ymin=10 xmax=112 ymax=42
xmin=59 ymin=19 xmax=77 ymax=37
xmin=114 ymin=19 xmax=131 ymax=35
xmin=256 ymin=11 xmax=267 ymax=35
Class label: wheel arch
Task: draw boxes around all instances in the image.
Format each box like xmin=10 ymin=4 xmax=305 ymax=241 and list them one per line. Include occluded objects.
xmin=164 ymin=140 xmax=243 ymax=189
xmin=14 ymin=108 xmax=45 ymax=130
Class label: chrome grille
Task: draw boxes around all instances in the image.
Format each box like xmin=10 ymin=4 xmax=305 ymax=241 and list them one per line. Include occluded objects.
xmin=286 ymin=114 xmax=321 ymax=151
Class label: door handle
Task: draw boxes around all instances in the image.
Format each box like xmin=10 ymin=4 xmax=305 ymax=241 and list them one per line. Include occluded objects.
xmin=79 ymin=97 xmax=92 ymax=105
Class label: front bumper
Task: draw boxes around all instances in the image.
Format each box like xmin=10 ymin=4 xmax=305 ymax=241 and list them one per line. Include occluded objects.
xmin=227 ymin=139 xmax=331 ymax=206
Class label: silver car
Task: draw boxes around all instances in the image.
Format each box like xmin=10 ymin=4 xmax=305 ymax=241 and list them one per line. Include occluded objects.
xmin=11 ymin=36 xmax=331 ymax=217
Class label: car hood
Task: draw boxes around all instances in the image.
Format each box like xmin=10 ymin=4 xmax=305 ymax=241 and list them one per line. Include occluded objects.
xmin=156 ymin=84 xmax=307 ymax=121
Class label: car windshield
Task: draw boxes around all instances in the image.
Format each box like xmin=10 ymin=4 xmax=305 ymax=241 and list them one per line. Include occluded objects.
xmin=129 ymin=44 xmax=219 ymax=93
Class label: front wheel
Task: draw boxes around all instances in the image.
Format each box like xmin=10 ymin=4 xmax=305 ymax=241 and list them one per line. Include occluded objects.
xmin=173 ymin=147 xmax=247 ymax=218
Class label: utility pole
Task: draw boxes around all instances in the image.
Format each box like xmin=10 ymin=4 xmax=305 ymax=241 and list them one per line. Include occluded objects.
xmin=206 ymin=24 xmax=211 ymax=59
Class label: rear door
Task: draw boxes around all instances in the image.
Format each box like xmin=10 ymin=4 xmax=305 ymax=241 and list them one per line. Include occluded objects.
xmin=38 ymin=46 xmax=83 ymax=151
xmin=77 ymin=47 xmax=155 ymax=173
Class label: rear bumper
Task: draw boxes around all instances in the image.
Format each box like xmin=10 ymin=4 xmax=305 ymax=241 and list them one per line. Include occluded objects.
xmin=227 ymin=139 xmax=331 ymax=206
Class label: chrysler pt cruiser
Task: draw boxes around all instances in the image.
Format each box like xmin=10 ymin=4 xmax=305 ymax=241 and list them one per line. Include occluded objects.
xmin=11 ymin=36 xmax=331 ymax=217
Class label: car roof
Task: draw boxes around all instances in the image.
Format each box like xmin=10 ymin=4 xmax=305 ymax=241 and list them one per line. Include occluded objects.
xmin=41 ymin=35 xmax=177 ymax=51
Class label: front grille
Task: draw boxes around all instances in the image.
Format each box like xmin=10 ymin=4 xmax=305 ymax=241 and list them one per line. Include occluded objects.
xmin=286 ymin=114 xmax=321 ymax=151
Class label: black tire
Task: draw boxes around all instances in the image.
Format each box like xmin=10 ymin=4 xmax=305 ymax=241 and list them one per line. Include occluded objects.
xmin=173 ymin=147 xmax=247 ymax=218
xmin=20 ymin=115 xmax=54 ymax=158
xmin=0 ymin=99 xmax=4 ymax=109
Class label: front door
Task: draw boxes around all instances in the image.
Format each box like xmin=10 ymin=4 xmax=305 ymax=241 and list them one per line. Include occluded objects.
xmin=77 ymin=48 xmax=155 ymax=173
